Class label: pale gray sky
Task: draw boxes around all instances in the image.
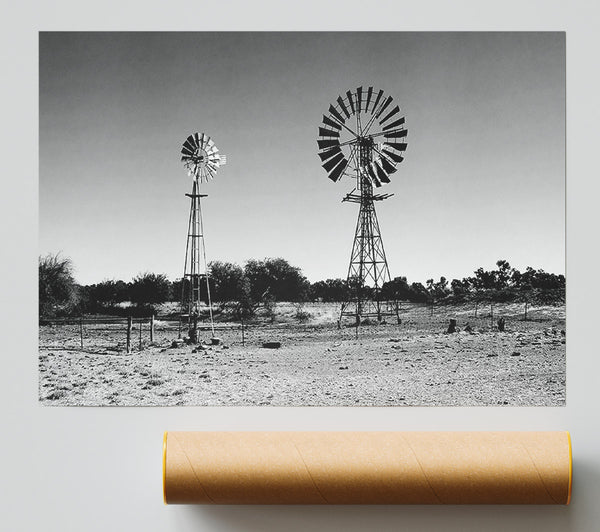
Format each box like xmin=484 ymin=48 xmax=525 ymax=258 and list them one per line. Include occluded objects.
xmin=39 ymin=32 xmax=565 ymax=285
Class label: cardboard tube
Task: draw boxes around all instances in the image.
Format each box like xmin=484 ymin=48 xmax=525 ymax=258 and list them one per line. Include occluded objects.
xmin=163 ymin=431 xmax=572 ymax=505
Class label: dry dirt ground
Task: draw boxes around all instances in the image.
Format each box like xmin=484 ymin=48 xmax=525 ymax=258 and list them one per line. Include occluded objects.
xmin=38 ymin=302 xmax=565 ymax=406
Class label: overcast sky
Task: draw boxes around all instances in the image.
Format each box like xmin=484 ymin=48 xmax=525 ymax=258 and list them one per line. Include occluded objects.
xmin=39 ymin=32 xmax=565 ymax=285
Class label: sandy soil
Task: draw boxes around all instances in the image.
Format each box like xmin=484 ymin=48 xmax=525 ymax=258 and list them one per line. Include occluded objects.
xmin=38 ymin=302 xmax=565 ymax=406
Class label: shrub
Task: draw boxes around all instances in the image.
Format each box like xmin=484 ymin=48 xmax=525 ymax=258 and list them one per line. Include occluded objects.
xmin=39 ymin=253 xmax=79 ymax=318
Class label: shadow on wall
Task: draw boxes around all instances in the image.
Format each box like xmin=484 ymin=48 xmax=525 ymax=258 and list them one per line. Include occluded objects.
xmin=181 ymin=503 xmax=574 ymax=532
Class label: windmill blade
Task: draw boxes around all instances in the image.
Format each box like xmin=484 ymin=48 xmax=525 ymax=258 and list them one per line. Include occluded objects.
xmin=373 ymin=160 xmax=390 ymax=183
xmin=356 ymin=86 xmax=363 ymax=113
xmin=371 ymin=89 xmax=384 ymax=115
xmin=204 ymin=164 xmax=216 ymax=179
xmin=384 ymin=141 xmax=408 ymax=152
xmin=365 ymin=86 xmax=373 ymax=112
xmin=382 ymin=117 xmax=405 ymax=131
xmin=346 ymin=90 xmax=355 ymax=114
xmin=186 ymin=134 xmax=198 ymax=149
xmin=182 ymin=139 xmax=196 ymax=155
xmin=322 ymin=152 xmax=345 ymax=172
xmin=382 ymin=148 xmax=404 ymax=163
xmin=317 ymin=139 xmax=340 ymax=150
xmin=193 ymin=132 xmax=201 ymax=148
xmin=318 ymin=127 xmax=340 ymax=138
xmin=337 ymin=96 xmax=351 ymax=119
xmin=219 ymin=155 xmax=227 ymax=165
xmin=182 ymin=138 xmax=196 ymax=153
xmin=327 ymin=158 xmax=348 ymax=182
xmin=383 ymin=129 xmax=408 ymax=139
xmin=318 ymin=145 xmax=342 ymax=162
xmin=375 ymin=96 xmax=393 ymax=118
xmin=366 ymin=164 xmax=382 ymax=187
xmin=322 ymin=115 xmax=342 ymax=130
xmin=201 ymin=133 xmax=210 ymax=150
xmin=380 ymin=156 xmax=397 ymax=176
xmin=329 ymin=104 xmax=346 ymax=124
xmin=380 ymin=105 xmax=400 ymax=125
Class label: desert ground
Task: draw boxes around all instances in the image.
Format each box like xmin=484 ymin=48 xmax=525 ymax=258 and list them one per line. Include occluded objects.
xmin=38 ymin=302 xmax=565 ymax=406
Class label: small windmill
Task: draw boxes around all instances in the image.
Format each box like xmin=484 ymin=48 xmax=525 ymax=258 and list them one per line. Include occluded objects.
xmin=179 ymin=132 xmax=226 ymax=342
xmin=317 ymin=87 xmax=408 ymax=325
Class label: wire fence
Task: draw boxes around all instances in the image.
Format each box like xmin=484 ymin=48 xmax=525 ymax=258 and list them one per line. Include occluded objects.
xmin=38 ymin=301 xmax=564 ymax=354
xmin=39 ymin=314 xmax=247 ymax=353
xmin=396 ymin=300 xmax=564 ymax=333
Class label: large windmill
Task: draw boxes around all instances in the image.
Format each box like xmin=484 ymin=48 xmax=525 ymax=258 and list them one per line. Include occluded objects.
xmin=317 ymin=87 xmax=408 ymax=325
xmin=179 ymin=132 xmax=226 ymax=342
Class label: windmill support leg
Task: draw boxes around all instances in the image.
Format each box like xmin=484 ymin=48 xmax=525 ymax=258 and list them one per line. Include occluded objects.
xmin=180 ymin=180 xmax=214 ymax=344
xmin=340 ymin=141 xmax=399 ymax=326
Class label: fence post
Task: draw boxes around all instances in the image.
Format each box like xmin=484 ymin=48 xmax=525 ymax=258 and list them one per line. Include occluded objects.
xmin=139 ymin=318 xmax=143 ymax=351
xmin=524 ymin=301 xmax=529 ymax=321
xmin=150 ymin=314 xmax=155 ymax=343
xmin=79 ymin=314 xmax=84 ymax=350
xmin=241 ymin=317 xmax=245 ymax=346
xmin=126 ymin=316 xmax=132 ymax=353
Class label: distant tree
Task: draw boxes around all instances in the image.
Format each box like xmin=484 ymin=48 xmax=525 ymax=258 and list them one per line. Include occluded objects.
xmin=209 ymin=261 xmax=247 ymax=303
xmin=434 ymin=276 xmax=450 ymax=298
xmin=244 ymin=258 xmax=310 ymax=302
xmin=450 ymin=278 xmax=471 ymax=301
xmin=495 ymin=260 xmax=512 ymax=289
xmin=208 ymin=261 xmax=255 ymax=319
xmin=171 ymin=278 xmax=184 ymax=303
xmin=472 ymin=267 xmax=496 ymax=291
xmin=39 ymin=253 xmax=79 ymax=318
xmin=231 ymin=275 xmax=255 ymax=320
xmin=310 ymin=278 xmax=350 ymax=302
xmin=89 ymin=279 xmax=130 ymax=306
xmin=129 ymin=272 xmax=171 ymax=307
xmin=381 ymin=276 xmax=411 ymax=301
xmin=408 ymin=282 xmax=430 ymax=303
xmin=531 ymin=269 xmax=565 ymax=290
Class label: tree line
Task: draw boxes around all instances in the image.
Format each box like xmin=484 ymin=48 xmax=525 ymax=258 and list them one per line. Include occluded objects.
xmin=39 ymin=254 xmax=565 ymax=319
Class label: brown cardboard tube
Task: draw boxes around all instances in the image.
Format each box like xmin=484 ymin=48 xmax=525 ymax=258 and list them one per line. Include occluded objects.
xmin=163 ymin=431 xmax=572 ymax=505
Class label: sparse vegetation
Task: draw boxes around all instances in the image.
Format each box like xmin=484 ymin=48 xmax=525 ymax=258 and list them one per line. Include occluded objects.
xmin=39 ymin=253 xmax=79 ymax=318
xmin=40 ymin=255 xmax=565 ymax=321
xmin=294 ymin=304 xmax=312 ymax=323
xmin=38 ymin=300 xmax=565 ymax=406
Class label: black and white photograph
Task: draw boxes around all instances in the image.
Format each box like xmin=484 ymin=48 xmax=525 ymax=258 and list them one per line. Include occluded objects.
xmin=39 ymin=31 xmax=566 ymax=406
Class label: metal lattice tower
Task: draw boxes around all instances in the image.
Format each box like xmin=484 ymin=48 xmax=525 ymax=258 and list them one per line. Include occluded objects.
xmin=316 ymin=87 xmax=408 ymax=325
xmin=341 ymin=138 xmax=397 ymax=323
xmin=179 ymin=133 xmax=226 ymax=342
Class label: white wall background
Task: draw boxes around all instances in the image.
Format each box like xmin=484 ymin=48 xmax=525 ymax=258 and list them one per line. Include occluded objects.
xmin=2 ymin=2 xmax=599 ymax=530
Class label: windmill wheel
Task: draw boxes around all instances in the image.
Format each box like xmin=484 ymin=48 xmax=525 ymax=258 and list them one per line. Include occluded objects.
xmin=317 ymin=86 xmax=408 ymax=187
xmin=181 ymin=132 xmax=227 ymax=183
